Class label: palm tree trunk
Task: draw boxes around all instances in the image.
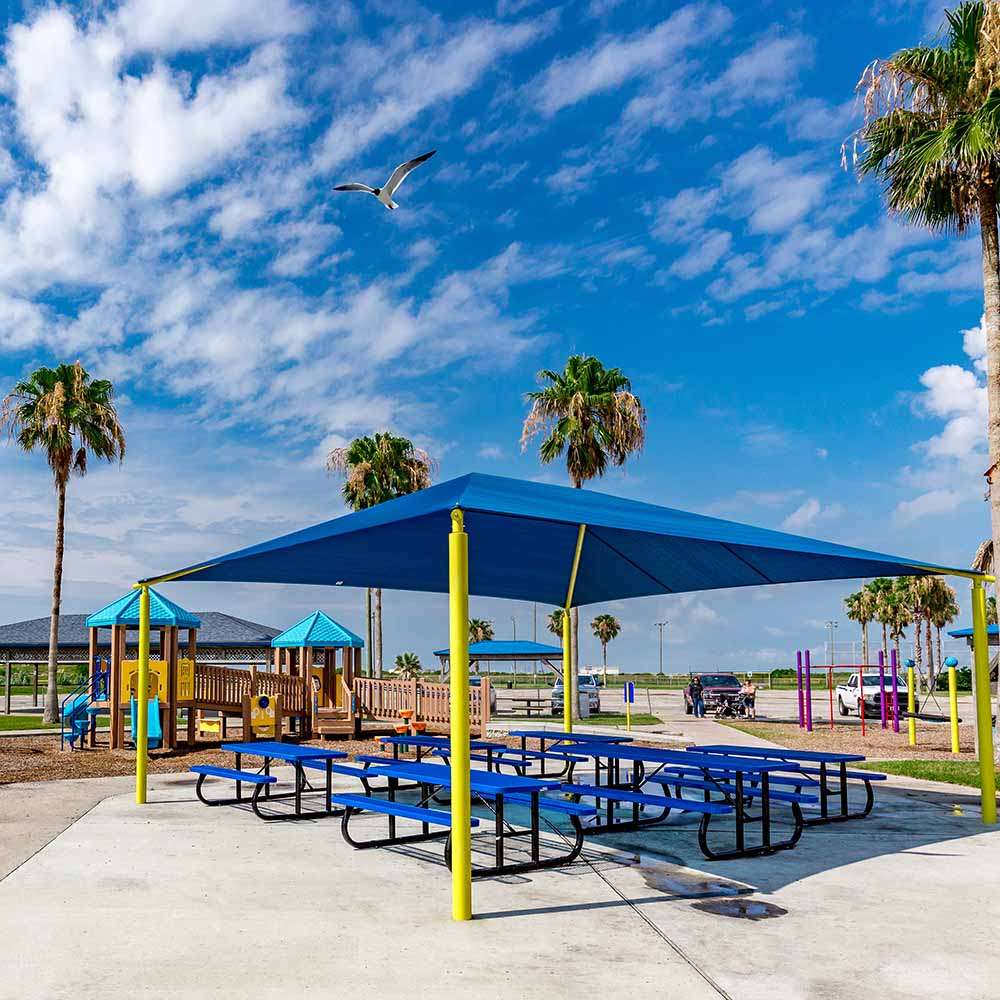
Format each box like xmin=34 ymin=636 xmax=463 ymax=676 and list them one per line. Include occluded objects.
xmin=44 ymin=481 xmax=66 ymax=724
xmin=935 ymin=625 xmax=943 ymax=693
xmin=881 ymin=623 xmax=888 ymax=662
xmin=365 ymin=588 xmax=373 ymax=677
xmin=602 ymin=641 xmax=608 ymax=685
xmin=373 ymin=587 xmax=383 ymax=678
xmin=924 ymin=615 xmax=934 ymax=691
xmin=980 ymin=177 xmax=1000 ymax=732
xmin=861 ymin=621 xmax=869 ymax=666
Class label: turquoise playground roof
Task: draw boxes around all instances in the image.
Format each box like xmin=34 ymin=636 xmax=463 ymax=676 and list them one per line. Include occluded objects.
xmin=272 ymin=611 xmax=364 ymax=648
xmin=86 ymin=588 xmax=201 ymax=629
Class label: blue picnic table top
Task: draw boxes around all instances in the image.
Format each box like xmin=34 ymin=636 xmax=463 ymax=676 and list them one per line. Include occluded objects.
xmin=508 ymin=730 xmax=633 ymax=743
xmin=375 ymin=735 xmax=508 ymax=751
xmin=690 ymin=744 xmax=866 ymax=764
xmin=565 ymin=742 xmax=793 ymax=773
xmin=359 ymin=759 xmax=565 ymax=794
xmin=222 ymin=741 xmax=348 ymax=761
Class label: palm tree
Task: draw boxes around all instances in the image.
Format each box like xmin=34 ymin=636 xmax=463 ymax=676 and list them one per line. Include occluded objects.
xmin=468 ymin=619 xmax=495 ymax=643
xmin=394 ymin=652 xmax=422 ymax=680
xmin=590 ymin=613 xmax=621 ymax=683
xmin=522 ymin=354 xmax=647 ymax=717
xmin=988 ymin=594 xmax=998 ymax=624
xmin=546 ymin=609 xmax=566 ymax=639
xmin=844 ymin=588 xmax=876 ymax=665
xmin=2 ymin=363 xmax=125 ymax=723
xmin=327 ymin=432 xmax=433 ymax=677
xmin=866 ymin=578 xmax=895 ymax=662
xmin=856 ymin=2 xmax=1000 ymax=617
xmin=887 ymin=579 xmax=914 ymax=666
xmin=930 ymin=580 xmax=960 ymax=688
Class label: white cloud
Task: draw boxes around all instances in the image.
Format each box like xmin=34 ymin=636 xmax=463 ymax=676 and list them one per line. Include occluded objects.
xmin=314 ymin=16 xmax=550 ymax=172
xmin=781 ymin=498 xmax=844 ymax=533
xmin=531 ymin=4 xmax=733 ymax=117
xmin=894 ymin=489 xmax=966 ymax=525
xmin=725 ymin=147 xmax=826 ymax=235
xmin=478 ymin=444 xmax=504 ymax=459
xmin=705 ymin=33 xmax=813 ymax=104
xmin=669 ymin=230 xmax=731 ymax=278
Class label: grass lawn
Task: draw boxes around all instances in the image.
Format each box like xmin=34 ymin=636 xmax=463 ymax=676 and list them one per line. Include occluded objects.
xmin=0 ymin=714 xmax=110 ymax=732
xmin=586 ymin=712 xmax=660 ymax=726
xmin=857 ymin=759 xmax=1000 ymax=790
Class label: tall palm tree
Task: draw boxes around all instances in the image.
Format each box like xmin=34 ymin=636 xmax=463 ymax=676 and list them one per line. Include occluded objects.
xmin=546 ymin=609 xmax=566 ymax=638
xmin=590 ymin=613 xmax=621 ymax=683
xmin=866 ymin=577 xmax=896 ymax=661
xmin=468 ymin=619 xmax=495 ymax=643
xmin=930 ymin=579 xmax=960 ymax=688
xmin=522 ymin=355 xmax=647 ymax=717
xmin=327 ymin=431 xmax=433 ymax=677
xmin=844 ymin=588 xmax=876 ymax=665
xmin=393 ymin=652 xmax=422 ymax=680
xmin=857 ymin=2 xmax=1000 ymax=615
xmin=2 ymin=363 xmax=125 ymax=723
xmin=987 ymin=594 xmax=998 ymax=624
xmin=887 ymin=578 xmax=914 ymax=666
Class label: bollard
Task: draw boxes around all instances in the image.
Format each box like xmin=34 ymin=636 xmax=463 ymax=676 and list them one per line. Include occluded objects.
xmin=907 ymin=663 xmax=916 ymax=747
xmin=796 ymin=650 xmax=804 ymax=728
xmin=804 ymin=649 xmax=813 ymax=732
xmin=890 ymin=648 xmax=900 ymax=733
xmin=878 ymin=650 xmax=887 ymax=730
xmin=945 ymin=657 xmax=960 ymax=755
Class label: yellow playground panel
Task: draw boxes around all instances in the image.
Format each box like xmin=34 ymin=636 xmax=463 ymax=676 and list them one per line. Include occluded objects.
xmin=176 ymin=658 xmax=195 ymax=702
xmin=245 ymin=693 xmax=282 ymax=738
xmin=121 ymin=660 xmax=167 ymax=702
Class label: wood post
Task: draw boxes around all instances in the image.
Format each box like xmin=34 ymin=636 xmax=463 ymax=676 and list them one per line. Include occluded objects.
xmin=110 ymin=625 xmax=124 ymax=749
xmin=3 ymin=661 xmax=10 ymax=716
xmin=88 ymin=627 xmax=98 ymax=747
xmin=33 ymin=664 xmax=38 ymax=708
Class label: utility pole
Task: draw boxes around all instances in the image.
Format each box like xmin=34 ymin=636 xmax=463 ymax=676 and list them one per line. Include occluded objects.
xmin=826 ymin=620 xmax=838 ymax=666
xmin=655 ymin=621 xmax=668 ymax=675
xmin=532 ymin=603 xmax=537 ymax=642
xmin=511 ymin=615 xmax=517 ymax=640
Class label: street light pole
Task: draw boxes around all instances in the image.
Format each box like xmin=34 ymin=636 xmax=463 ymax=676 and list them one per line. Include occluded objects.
xmin=654 ymin=621 xmax=668 ymax=675
xmin=511 ymin=615 xmax=517 ymax=641
xmin=826 ymin=620 xmax=838 ymax=666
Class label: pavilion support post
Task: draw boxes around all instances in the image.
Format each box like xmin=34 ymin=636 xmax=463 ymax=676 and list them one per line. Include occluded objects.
xmin=4 ymin=660 xmax=10 ymax=716
xmin=87 ymin=626 xmax=98 ymax=747
xmin=448 ymin=508 xmax=472 ymax=922
xmin=135 ymin=585 xmax=151 ymax=805
xmin=562 ymin=524 xmax=587 ymax=733
xmin=971 ymin=579 xmax=997 ymax=824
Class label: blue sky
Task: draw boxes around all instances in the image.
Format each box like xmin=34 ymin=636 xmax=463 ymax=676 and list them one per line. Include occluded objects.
xmin=0 ymin=0 xmax=985 ymax=673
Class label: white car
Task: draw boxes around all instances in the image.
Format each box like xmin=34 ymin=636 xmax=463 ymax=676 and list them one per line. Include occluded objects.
xmin=836 ymin=671 xmax=910 ymax=719
xmin=551 ymin=675 xmax=601 ymax=715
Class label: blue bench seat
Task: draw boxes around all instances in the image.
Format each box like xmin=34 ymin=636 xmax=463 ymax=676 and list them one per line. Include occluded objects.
xmin=189 ymin=765 xmax=276 ymax=785
xmin=562 ymin=783 xmax=733 ymax=815
xmin=656 ymin=765 xmax=819 ymax=789
xmin=647 ymin=775 xmax=817 ymax=805
xmin=504 ymin=792 xmax=595 ymax=816
xmin=331 ymin=793 xmax=479 ymax=828
xmin=498 ymin=748 xmax=582 ymax=763
xmin=793 ymin=765 xmax=887 ymax=781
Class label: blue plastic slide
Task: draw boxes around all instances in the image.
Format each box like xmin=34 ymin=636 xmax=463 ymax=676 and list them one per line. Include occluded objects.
xmin=129 ymin=696 xmax=163 ymax=750
xmin=62 ymin=694 xmax=91 ymax=747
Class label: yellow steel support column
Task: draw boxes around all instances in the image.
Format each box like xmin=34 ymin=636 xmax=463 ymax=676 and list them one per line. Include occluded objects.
xmin=448 ymin=509 xmax=472 ymax=920
xmin=135 ymin=583 xmax=150 ymax=805
xmin=907 ymin=665 xmax=916 ymax=747
xmin=971 ymin=579 xmax=997 ymax=825
xmin=563 ymin=524 xmax=587 ymax=735
xmin=562 ymin=609 xmax=572 ymax=734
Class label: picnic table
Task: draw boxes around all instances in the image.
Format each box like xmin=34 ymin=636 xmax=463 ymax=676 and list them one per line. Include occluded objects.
xmin=191 ymin=741 xmax=348 ymax=820
xmin=495 ymin=695 xmax=553 ymax=717
xmin=373 ymin=734 xmax=508 ymax=768
xmin=330 ymin=759 xmax=596 ymax=877
xmin=506 ymin=729 xmax=633 ymax=777
xmin=690 ymin=745 xmax=881 ymax=823
xmin=565 ymin=741 xmax=810 ymax=860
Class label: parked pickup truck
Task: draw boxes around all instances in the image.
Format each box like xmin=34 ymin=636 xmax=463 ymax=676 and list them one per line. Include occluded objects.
xmin=836 ymin=671 xmax=910 ymax=719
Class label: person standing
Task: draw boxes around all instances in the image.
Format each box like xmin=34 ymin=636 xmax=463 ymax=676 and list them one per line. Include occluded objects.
xmin=689 ymin=676 xmax=705 ymax=718
xmin=741 ymin=676 xmax=757 ymax=720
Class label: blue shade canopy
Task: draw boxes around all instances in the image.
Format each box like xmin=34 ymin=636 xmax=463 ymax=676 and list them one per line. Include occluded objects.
xmin=434 ymin=640 xmax=565 ymax=659
xmin=143 ymin=473 xmax=973 ymax=606
xmin=272 ymin=611 xmax=364 ymax=648
xmin=86 ymin=588 xmax=201 ymax=629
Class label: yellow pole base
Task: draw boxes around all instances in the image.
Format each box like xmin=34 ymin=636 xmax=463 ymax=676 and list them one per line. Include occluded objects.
xmin=907 ymin=667 xmax=916 ymax=748
xmin=948 ymin=667 xmax=960 ymax=756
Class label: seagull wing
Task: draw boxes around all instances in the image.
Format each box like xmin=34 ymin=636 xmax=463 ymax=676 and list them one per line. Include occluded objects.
xmin=382 ymin=149 xmax=437 ymax=197
xmin=333 ymin=183 xmax=376 ymax=194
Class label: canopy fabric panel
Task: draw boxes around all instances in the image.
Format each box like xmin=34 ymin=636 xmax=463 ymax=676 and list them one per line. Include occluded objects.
xmin=433 ymin=640 xmax=565 ymax=659
xmin=143 ymin=473 xmax=971 ymax=606
xmin=86 ymin=588 xmax=201 ymax=629
xmin=272 ymin=611 xmax=364 ymax=648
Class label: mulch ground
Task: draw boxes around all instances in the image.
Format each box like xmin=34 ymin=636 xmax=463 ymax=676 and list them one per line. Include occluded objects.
xmin=0 ymin=732 xmax=531 ymax=785
xmin=736 ymin=718 xmax=979 ymax=761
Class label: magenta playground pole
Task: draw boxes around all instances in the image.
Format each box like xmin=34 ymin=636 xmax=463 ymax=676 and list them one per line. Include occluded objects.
xmin=796 ymin=650 xmax=804 ymax=728
xmin=890 ymin=647 xmax=900 ymax=733
xmin=878 ymin=650 xmax=887 ymax=730
xmin=804 ymin=649 xmax=813 ymax=732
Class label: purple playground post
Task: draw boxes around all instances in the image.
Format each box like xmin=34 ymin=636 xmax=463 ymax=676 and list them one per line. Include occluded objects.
xmin=890 ymin=647 xmax=900 ymax=733
xmin=878 ymin=650 xmax=887 ymax=729
xmin=804 ymin=649 xmax=813 ymax=732
xmin=796 ymin=650 xmax=804 ymax=728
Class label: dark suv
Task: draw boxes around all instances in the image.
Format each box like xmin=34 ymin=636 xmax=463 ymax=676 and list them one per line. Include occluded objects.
xmin=684 ymin=673 xmax=742 ymax=714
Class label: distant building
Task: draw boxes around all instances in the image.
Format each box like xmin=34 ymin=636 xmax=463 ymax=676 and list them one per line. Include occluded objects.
xmin=0 ymin=612 xmax=280 ymax=664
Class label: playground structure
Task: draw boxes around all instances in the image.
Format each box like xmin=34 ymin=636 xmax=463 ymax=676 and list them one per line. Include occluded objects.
xmin=62 ymin=597 xmax=491 ymax=750
xmin=793 ymin=647 xmax=963 ymax=752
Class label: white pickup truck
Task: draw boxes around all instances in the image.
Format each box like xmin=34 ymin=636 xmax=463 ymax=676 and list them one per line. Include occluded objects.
xmin=836 ymin=670 xmax=910 ymax=719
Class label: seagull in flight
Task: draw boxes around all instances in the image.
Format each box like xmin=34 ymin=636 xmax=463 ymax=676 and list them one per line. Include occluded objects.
xmin=333 ymin=150 xmax=437 ymax=210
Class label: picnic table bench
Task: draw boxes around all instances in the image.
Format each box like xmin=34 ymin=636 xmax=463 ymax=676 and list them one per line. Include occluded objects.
xmin=690 ymin=745 xmax=885 ymax=823
xmin=190 ymin=741 xmax=348 ymax=820
xmin=506 ymin=729 xmax=633 ymax=777
xmin=332 ymin=759 xmax=596 ymax=877
xmin=566 ymin=741 xmax=804 ymax=860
